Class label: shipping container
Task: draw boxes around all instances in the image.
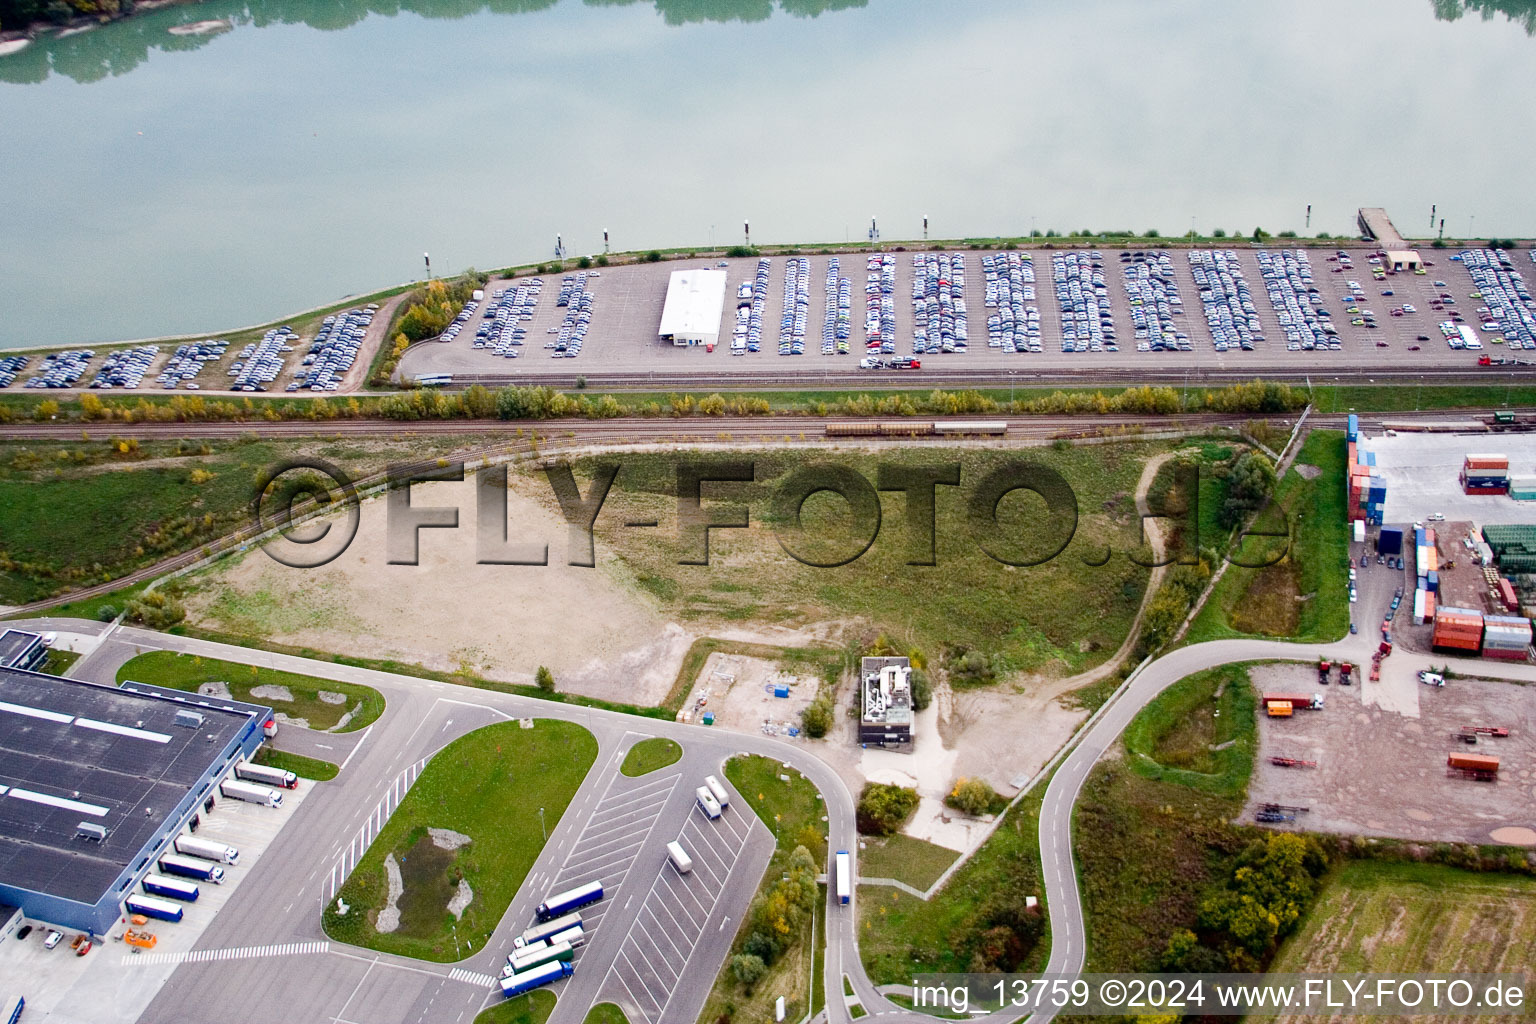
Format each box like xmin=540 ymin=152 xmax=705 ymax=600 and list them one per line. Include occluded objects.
xmin=1353 ymin=520 xmax=1366 ymax=543
xmin=1378 ymin=527 xmax=1404 ymax=555
xmin=1347 ymin=414 xmax=1359 ymax=442
xmin=124 ymin=894 xmax=184 ymax=923
xmin=1482 ymin=646 xmax=1529 ymax=661
xmin=1447 ymin=753 xmax=1500 ymax=773
xmin=1463 ymin=454 xmax=1510 ymax=470
xmin=1267 ymin=701 xmax=1294 ymax=717
xmin=142 ymin=874 xmax=201 ymax=902
xmin=499 ymin=960 xmax=573 ymax=999
xmin=536 ymin=881 xmax=603 ymax=921
xmin=1413 ymin=589 xmax=1426 ymax=624
xmin=1464 ymin=485 xmax=1509 ymax=496
xmin=1498 ymin=579 xmax=1519 ymax=611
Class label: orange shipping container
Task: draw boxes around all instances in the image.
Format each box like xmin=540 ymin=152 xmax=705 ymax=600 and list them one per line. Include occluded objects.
xmin=1447 ymin=753 xmax=1499 ymax=772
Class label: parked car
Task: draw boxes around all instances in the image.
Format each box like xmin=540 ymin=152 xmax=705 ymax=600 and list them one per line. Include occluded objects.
xmin=43 ymin=929 xmax=64 ymax=949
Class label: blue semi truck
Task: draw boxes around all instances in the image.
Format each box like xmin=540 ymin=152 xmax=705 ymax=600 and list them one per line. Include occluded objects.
xmin=535 ymin=881 xmax=603 ymax=922
xmin=499 ymin=959 xmax=573 ymax=998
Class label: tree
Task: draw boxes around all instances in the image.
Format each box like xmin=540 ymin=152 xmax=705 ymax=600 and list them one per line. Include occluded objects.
xmin=1220 ymin=450 xmax=1277 ymax=529
xmin=800 ymin=695 xmax=832 ymax=737
xmin=535 ymin=666 xmax=555 ymax=693
xmin=731 ymin=953 xmax=766 ymax=987
xmin=33 ymin=400 xmax=58 ymax=421
xmin=856 ymin=783 xmax=919 ymax=836
xmin=909 ymin=667 xmax=932 ymax=711
xmin=947 ymin=776 xmax=997 ymax=816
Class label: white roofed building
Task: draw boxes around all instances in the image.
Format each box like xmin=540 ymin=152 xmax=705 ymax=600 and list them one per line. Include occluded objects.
xmin=658 ymin=269 xmax=727 ymax=348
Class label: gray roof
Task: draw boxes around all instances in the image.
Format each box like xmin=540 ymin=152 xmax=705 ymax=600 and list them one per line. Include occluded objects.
xmin=0 ymin=668 xmax=255 ymax=905
xmin=0 ymin=630 xmax=41 ymax=669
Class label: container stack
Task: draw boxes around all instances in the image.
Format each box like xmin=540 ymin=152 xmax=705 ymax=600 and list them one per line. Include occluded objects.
xmin=1511 ymin=476 xmax=1536 ymax=501
xmin=1432 ymin=607 xmax=1484 ymax=652
xmin=1378 ymin=526 xmax=1404 ymax=556
xmin=1497 ymin=578 xmax=1519 ymax=612
xmin=1481 ymin=615 xmax=1532 ymax=660
xmin=1483 ymin=524 xmax=1536 ymax=573
xmin=1345 ymin=425 xmax=1387 ymax=526
xmin=1412 ymin=588 xmax=1428 ymax=625
xmin=1415 ymin=526 xmax=1438 ymax=594
xmin=1461 ymin=453 xmax=1510 ymax=495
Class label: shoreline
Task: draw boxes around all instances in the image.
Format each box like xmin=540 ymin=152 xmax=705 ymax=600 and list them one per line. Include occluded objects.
xmin=3 ymin=233 xmax=1530 ymax=359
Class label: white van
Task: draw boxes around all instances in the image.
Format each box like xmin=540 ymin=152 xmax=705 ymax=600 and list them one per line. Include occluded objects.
xmin=703 ymin=775 xmax=729 ymax=811
xmin=667 ymin=840 xmax=693 ymax=874
xmin=695 ymin=787 xmax=722 ymax=820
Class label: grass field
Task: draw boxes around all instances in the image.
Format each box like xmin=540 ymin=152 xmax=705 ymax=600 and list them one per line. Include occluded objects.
xmin=322 ymin=719 xmax=597 ymax=961
xmin=253 ymin=746 xmax=338 ymax=782
xmin=856 ymin=834 xmax=961 ymax=892
xmin=472 ymin=989 xmax=555 ymax=1024
xmin=580 ymin=1004 xmax=630 ymax=1024
xmin=0 ymin=435 xmax=485 ymax=606
xmin=859 ymin=786 xmax=1048 ymax=987
xmin=1122 ymin=664 xmax=1257 ymax=798
xmin=697 ymin=756 xmax=829 ymax=1024
xmin=1259 ymin=861 xmax=1536 ymax=1021
xmin=37 ymin=648 xmax=80 ymax=675
xmin=1187 ymin=430 xmax=1349 ymax=644
xmin=116 ymin=651 xmax=384 ymax=732
xmin=619 ymin=737 xmax=681 ymax=777
xmin=578 ymin=444 xmax=1163 ymax=678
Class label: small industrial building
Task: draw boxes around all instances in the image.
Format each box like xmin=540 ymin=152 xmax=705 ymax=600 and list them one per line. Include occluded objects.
xmin=858 ymin=656 xmax=913 ymax=748
xmin=0 ymin=667 xmax=271 ymax=937
xmin=0 ymin=630 xmax=47 ymax=672
xmin=657 ymin=269 xmax=727 ymax=348
xmin=1385 ymin=249 xmax=1423 ymax=272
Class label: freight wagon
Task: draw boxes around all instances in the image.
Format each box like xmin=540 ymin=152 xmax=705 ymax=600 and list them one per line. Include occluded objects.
xmin=124 ymin=894 xmax=185 ymax=923
xmin=219 ymin=779 xmax=283 ymax=807
xmin=823 ymin=420 xmax=1008 ymax=438
xmin=142 ymin=874 xmax=201 ymax=902
xmin=158 ymin=853 xmax=224 ymax=884
xmin=235 ymin=760 xmax=298 ymax=789
xmin=535 ymin=881 xmax=603 ymax=922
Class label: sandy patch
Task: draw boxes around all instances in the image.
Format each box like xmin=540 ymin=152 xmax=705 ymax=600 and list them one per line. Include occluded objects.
xmin=429 ymin=828 xmax=472 ymax=851
xmin=376 ymin=853 xmax=404 ymax=933
xmin=447 ymin=879 xmax=474 ymax=920
xmin=185 ymin=472 xmax=679 ymax=706
xmin=167 ymin=18 xmax=230 ymax=35
xmin=1490 ymin=826 xmax=1536 ymax=846
xmin=677 ymin=652 xmax=816 ymax=735
xmin=943 ymin=677 xmax=1089 ymax=793
xmin=197 ymin=681 xmax=232 ymax=699
xmin=274 ymin=712 xmax=309 ymax=728
xmin=249 ymin=684 xmax=294 ymax=702
xmin=318 ymin=690 xmax=348 ymax=705
xmin=0 ymin=39 xmax=29 ymax=57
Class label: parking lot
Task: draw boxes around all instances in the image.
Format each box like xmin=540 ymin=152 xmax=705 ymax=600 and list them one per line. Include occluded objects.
xmin=398 ymin=245 xmax=1536 ymax=382
xmin=1367 ymin=432 xmax=1536 ymax=525
xmin=596 ymin=789 xmax=761 ymax=1024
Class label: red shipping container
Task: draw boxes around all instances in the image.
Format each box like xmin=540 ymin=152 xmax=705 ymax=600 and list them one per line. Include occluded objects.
xmin=1483 ymin=646 xmax=1529 ymax=661
xmin=1464 ymin=486 xmax=1508 ymax=495
xmin=1498 ymin=578 xmax=1518 ymax=611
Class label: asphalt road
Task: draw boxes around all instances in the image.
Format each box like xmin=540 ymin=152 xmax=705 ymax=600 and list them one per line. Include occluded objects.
xmin=18 ymin=612 xmax=1536 ymax=1024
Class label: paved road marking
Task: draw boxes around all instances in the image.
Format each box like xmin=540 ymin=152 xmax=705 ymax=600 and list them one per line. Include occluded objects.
xmin=325 ymin=757 xmax=427 ymax=901
xmin=447 ymin=967 xmax=498 ymax=987
xmin=125 ymin=939 xmax=329 ymax=966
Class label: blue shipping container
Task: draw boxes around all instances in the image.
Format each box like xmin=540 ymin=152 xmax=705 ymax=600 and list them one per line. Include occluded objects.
xmin=1378 ymin=527 xmax=1404 ymax=555
xmin=1347 ymin=414 xmax=1359 ymax=442
xmin=773 ymin=684 xmax=790 ymax=698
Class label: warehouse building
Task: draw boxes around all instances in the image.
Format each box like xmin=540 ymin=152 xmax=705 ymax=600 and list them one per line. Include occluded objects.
xmin=657 ymin=269 xmax=727 ymax=348
xmin=0 ymin=630 xmax=47 ymax=672
xmin=859 ymin=656 xmax=913 ymax=748
xmin=0 ymin=666 xmax=271 ymax=937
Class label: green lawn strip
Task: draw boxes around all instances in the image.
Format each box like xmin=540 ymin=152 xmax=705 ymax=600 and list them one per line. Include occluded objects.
xmin=323 ymin=719 xmax=597 ymax=961
xmin=172 ymin=625 xmax=678 ymax=721
xmin=116 ymin=650 xmax=384 ymax=732
xmin=38 ymin=648 xmax=81 ymax=676
xmin=859 ymin=785 xmax=1048 ymax=988
xmin=473 ymin=989 xmax=555 ymax=1024
xmin=619 ymin=737 xmax=681 ymax=777
xmin=253 ymin=746 xmax=338 ymax=782
xmin=810 ymin=895 xmax=826 ymax=1018
xmin=1121 ymin=664 xmax=1257 ymax=798
xmin=697 ymin=756 xmax=829 ymax=1024
xmin=857 ymin=835 xmax=960 ymax=891
xmin=579 ymin=1003 xmax=630 ymax=1024
xmin=1186 ymin=429 xmax=1348 ymax=644
xmin=590 ymin=445 xmax=1161 ymax=678
xmin=2 ymin=580 xmax=147 ymax=622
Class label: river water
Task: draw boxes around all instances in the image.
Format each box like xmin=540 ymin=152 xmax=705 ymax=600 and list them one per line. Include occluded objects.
xmin=1 ymin=0 xmax=1532 ymax=348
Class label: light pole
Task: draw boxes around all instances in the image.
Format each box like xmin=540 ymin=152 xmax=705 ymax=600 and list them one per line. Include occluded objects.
xmin=1008 ymin=370 xmax=1017 ymax=405
xmin=539 ymin=807 xmax=546 ymax=841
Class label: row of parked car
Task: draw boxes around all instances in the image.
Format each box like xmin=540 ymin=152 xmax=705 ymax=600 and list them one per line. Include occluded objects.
xmin=779 ymin=257 xmax=810 ymax=356
xmin=1258 ymin=249 xmax=1338 ymax=352
xmin=1190 ymin=250 xmax=1262 ymax=352
xmin=290 ymin=306 xmax=373 ymax=390
xmin=0 ymin=354 xmax=31 ymax=388
xmin=821 ymin=257 xmax=852 ymax=355
xmin=549 ymin=273 xmax=594 ymax=357
xmin=1122 ymin=251 xmax=1188 ymax=353
xmin=1053 ymin=251 xmax=1117 ymax=352
xmin=477 ymin=281 xmax=543 ymax=358
xmin=911 ymin=252 xmax=968 ymax=354
xmin=22 ymin=349 xmax=92 ymax=388
xmin=88 ymin=345 xmax=160 ymax=389
xmin=159 ymin=339 xmax=226 ymax=389
xmin=984 ymin=251 xmax=1041 ymax=353
xmin=227 ymin=328 xmax=297 ymax=391
xmin=1456 ymin=248 xmax=1536 ymax=350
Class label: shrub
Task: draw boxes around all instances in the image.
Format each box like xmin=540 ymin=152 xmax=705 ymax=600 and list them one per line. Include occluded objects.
xmin=188 ymin=468 xmax=216 ymax=485
xmin=125 ymin=591 xmax=185 ymax=629
xmin=856 ymin=782 xmax=919 ymax=836
xmin=595 ymin=254 xmax=609 ymax=266
xmin=1212 ymin=228 xmax=1227 ymax=238
xmin=645 ymin=250 xmax=663 ymax=262
xmin=909 ymin=667 xmax=931 ymax=711
xmin=535 ymin=666 xmax=555 ymax=693
xmin=946 ymin=776 xmax=997 ymax=816
xmin=725 ymin=245 xmax=759 ymax=258
xmin=577 ymin=255 xmax=592 ymax=269
xmin=731 ymin=954 xmax=766 ymax=987
xmin=800 ymin=695 xmax=832 ymax=737
xmin=946 ymin=647 xmax=996 ymax=688
xmin=95 ymin=604 xmax=120 ymax=622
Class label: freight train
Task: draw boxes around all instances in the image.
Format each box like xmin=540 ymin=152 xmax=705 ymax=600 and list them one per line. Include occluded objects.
xmin=824 ymin=420 xmax=1008 ymax=437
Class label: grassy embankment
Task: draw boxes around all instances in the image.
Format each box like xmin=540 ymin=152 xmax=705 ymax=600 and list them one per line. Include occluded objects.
xmin=697 ymin=756 xmax=828 ymax=1024
xmin=580 ymin=444 xmax=1162 ymax=679
xmin=116 ymin=651 xmax=384 ymax=732
xmin=1186 ymin=429 xmax=1349 ymax=644
xmin=0 ymin=434 xmax=483 ymax=607
xmin=253 ymin=746 xmax=338 ymax=782
xmin=323 ymin=719 xmax=597 ymax=961
xmin=856 ymin=834 xmax=960 ymax=891
xmin=472 ymin=990 xmax=554 ymax=1024
xmin=619 ymin=737 xmax=681 ymax=777
xmin=37 ymin=648 xmax=81 ymax=675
